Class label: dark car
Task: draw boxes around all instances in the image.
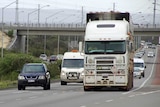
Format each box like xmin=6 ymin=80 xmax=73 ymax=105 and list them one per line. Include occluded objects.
xmin=49 ymin=55 xmax=57 ymax=62
xmin=18 ymin=63 xmax=50 ymax=90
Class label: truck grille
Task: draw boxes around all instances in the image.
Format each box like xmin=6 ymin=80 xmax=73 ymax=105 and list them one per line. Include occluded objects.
xmin=95 ymin=57 xmax=115 ymax=74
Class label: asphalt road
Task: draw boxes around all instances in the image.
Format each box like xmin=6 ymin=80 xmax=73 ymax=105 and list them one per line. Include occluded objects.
xmin=0 ymin=47 xmax=160 ymax=107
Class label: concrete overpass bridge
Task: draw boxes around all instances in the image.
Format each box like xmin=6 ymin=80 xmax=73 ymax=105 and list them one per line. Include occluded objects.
xmin=2 ymin=23 xmax=160 ymax=53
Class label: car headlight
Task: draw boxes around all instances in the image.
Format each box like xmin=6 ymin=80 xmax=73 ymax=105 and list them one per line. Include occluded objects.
xmin=81 ymin=71 xmax=85 ymax=76
xmin=140 ymin=70 xmax=144 ymax=73
xmin=38 ymin=75 xmax=45 ymax=79
xmin=18 ymin=75 xmax=25 ymax=80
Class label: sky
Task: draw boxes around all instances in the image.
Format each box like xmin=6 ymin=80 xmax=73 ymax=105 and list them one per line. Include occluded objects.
xmin=0 ymin=0 xmax=157 ymax=13
xmin=0 ymin=0 xmax=159 ymax=24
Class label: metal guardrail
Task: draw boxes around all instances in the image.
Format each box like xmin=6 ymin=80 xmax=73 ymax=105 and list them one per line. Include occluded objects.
xmin=1 ymin=22 xmax=160 ymax=29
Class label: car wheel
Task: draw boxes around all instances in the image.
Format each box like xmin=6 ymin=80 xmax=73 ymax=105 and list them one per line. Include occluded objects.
xmin=142 ymin=72 xmax=145 ymax=78
xmin=22 ymin=86 xmax=26 ymax=90
xmin=47 ymin=83 xmax=50 ymax=90
xmin=18 ymin=85 xmax=22 ymax=90
xmin=43 ymin=84 xmax=48 ymax=90
xmin=61 ymin=81 xmax=67 ymax=85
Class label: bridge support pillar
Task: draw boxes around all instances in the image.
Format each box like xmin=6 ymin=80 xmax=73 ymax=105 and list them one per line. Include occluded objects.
xmin=20 ymin=35 xmax=26 ymax=53
xmin=134 ymin=36 xmax=141 ymax=50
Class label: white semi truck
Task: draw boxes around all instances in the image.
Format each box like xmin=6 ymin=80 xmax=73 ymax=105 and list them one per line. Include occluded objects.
xmin=83 ymin=12 xmax=134 ymax=91
xmin=60 ymin=51 xmax=84 ymax=85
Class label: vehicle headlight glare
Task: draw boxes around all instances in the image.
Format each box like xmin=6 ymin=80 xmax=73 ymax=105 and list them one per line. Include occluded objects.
xmin=38 ymin=75 xmax=45 ymax=79
xmin=18 ymin=75 xmax=25 ymax=80
xmin=61 ymin=71 xmax=66 ymax=76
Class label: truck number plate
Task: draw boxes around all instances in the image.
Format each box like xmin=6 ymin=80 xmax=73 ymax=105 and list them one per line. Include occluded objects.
xmin=102 ymin=74 xmax=108 ymax=78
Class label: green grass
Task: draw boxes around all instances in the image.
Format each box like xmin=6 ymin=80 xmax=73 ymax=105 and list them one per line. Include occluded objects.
xmin=0 ymin=80 xmax=17 ymax=89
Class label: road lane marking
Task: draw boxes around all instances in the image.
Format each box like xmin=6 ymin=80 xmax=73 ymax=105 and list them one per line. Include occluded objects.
xmin=140 ymin=90 xmax=160 ymax=95
xmin=129 ymin=95 xmax=135 ymax=97
xmin=123 ymin=48 xmax=157 ymax=95
xmin=80 ymin=106 xmax=86 ymax=107
xmin=16 ymin=98 xmax=22 ymax=101
xmin=29 ymin=96 xmax=38 ymax=99
xmin=105 ymin=99 xmax=113 ymax=102
xmin=94 ymin=102 xmax=100 ymax=104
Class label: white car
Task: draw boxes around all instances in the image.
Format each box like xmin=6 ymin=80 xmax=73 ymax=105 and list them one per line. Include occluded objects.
xmin=147 ymin=51 xmax=155 ymax=57
xmin=39 ymin=54 xmax=48 ymax=61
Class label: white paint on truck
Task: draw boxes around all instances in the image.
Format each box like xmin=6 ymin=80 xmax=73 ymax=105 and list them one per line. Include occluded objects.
xmin=83 ymin=19 xmax=134 ymax=91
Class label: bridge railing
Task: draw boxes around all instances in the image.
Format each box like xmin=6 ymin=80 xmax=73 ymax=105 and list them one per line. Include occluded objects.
xmin=2 ymin=22 xmax=86 ymax=28
xmin=1 ymin=22 xmax=160 ymax=29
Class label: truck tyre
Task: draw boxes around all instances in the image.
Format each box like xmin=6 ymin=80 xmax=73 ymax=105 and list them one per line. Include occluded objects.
xmin=84 ymin=86 xmax=90 ymax=91
xmin=61 ymin=81 xmax=67 ymax=85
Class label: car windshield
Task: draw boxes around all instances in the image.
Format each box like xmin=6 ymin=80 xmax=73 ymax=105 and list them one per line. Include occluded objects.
xmin=22 ymin=65 xmax=45 ymax=73
xmin=63 ymin=59 xmax=84 ymax=68
xmin=85 ymin=41 xmax=126 ymax=54
xmin=134 ymin=63 xmax=144 ymax=68
xmin=51 ymin=55 xmax=56 ymax=58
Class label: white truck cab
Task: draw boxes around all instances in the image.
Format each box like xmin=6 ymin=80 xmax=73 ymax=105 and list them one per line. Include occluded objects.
xmin=60 ymin=51 xmax=84 ymax=85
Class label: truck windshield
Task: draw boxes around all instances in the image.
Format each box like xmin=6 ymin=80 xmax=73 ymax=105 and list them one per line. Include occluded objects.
xmin=63 ymin=59 xmax=84 ymax=68
xmin=85 ymin=41 xmax=126 ymax=54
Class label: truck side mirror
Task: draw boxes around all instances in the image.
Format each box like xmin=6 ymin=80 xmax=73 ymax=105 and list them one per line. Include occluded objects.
xmin=129 ymin=42 xmax=133 ymax=52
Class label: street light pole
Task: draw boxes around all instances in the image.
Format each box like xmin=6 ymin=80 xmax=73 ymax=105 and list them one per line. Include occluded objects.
xmin=26 ymin=5 xmax=49 ymax=54
xmin=1 ymin=0 xmax=16 ymax=58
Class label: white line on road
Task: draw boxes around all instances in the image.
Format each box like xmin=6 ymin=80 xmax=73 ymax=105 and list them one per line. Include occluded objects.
xmin=16 ymin=98 xmax=22 ymax=101
xmin=123 ymin=48 xmax=157 ymax=95
xmin=29 ymin=96 xmax=38 ymax=99
xmin=105 ymin=99 xmax=113 ymax=102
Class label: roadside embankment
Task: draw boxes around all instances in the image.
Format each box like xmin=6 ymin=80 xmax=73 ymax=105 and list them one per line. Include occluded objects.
xmin=0 ymin=31 xmax=11 ymax=48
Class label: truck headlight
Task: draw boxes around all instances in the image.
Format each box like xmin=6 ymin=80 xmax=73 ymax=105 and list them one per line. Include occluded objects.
xmin=38 ymin=75 xmax=45 ymax=79
xmin=18 ymin=75 xmax=25 ymax=80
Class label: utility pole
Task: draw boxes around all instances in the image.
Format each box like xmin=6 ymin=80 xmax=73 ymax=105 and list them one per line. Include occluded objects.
xmin=153 ymin=0 xmax=156 ymax=27
xmin=15 ymin=0 xmax=18 ymax=24
xmin=113 ymin=2 xmax=115 ymax=12
xmin=38 ymin=4 xmax=40 ymax=25
xmin=81 ymin=6 xmax=84 ymax=25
